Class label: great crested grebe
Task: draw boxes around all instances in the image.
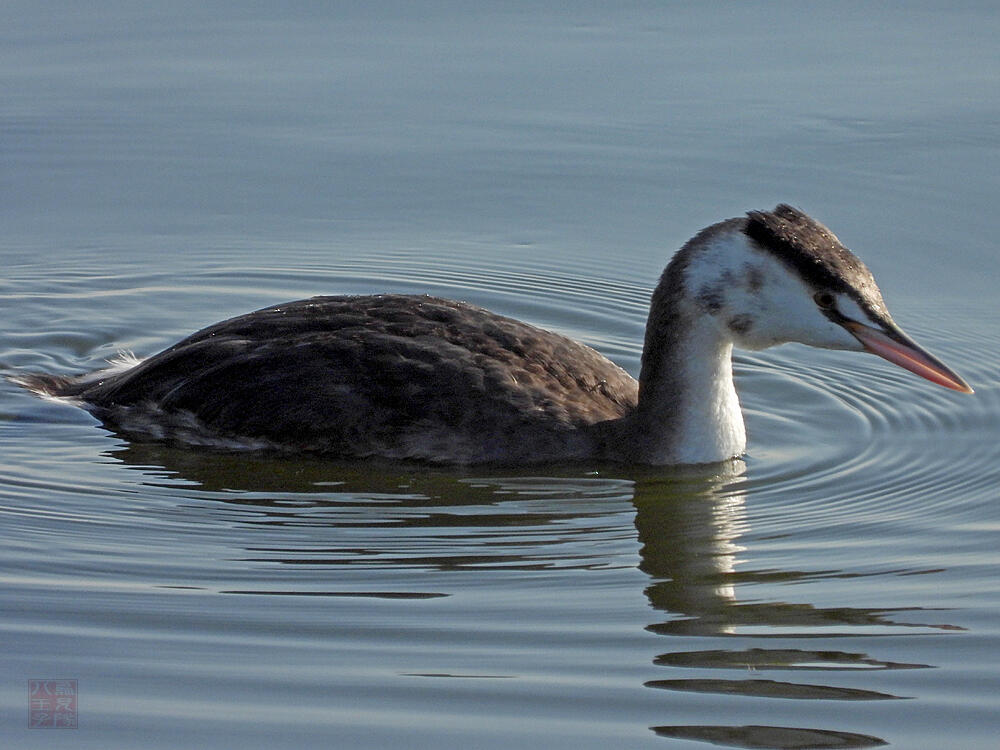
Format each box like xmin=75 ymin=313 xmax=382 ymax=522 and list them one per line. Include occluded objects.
xmin=18 ymin=205 xmax=972 ymax=465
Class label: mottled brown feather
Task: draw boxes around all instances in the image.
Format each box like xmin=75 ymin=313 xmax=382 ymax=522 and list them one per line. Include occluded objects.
xmin=28 ymin=295 xmax=638 ymax=463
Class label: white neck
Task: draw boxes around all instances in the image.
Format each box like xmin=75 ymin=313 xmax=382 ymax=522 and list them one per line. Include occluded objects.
xmin=623 ymin=225 xmax=751 ymax=465
xmin=631 ymin=314 xmax=745 ymax=464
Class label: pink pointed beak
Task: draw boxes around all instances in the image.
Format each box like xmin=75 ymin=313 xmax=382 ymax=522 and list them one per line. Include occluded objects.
xmin=843 ymin=321 xmax=973 ymax=393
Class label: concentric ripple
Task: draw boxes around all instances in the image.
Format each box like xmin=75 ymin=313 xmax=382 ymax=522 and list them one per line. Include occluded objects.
xmin=735 ymin=311 xmax=997 ymax=535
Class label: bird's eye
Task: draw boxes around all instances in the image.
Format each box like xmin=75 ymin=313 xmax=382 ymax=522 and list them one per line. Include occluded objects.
xmin=813 ymin=291 xmax=836 ymax=309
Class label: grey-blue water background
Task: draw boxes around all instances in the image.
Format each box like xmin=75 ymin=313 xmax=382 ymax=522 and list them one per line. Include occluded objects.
xmin=2 ymin=3 xmax=998 ymax=748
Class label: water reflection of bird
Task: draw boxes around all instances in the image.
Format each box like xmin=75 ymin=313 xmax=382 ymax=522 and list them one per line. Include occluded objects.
xmin=18 ymin=205 xmax=971 ymax=464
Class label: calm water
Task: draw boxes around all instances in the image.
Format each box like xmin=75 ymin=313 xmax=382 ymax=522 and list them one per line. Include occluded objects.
xmin=2 ymin=3 xmax=999 ymax=748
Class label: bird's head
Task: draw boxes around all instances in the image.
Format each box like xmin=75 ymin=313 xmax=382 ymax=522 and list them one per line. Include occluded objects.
xmin=680 ymin=204 xmax=972 ymax=393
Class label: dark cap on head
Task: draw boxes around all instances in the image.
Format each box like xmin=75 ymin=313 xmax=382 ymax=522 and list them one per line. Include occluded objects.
xmin=744 ymin=204 xmax=889 ymax=319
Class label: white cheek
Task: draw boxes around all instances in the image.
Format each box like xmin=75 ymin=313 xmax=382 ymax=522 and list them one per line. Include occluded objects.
xmin=800 ymin=317 xmax=864 ymax=350
xmin=735 ymin=277 xmax=861 ymax=351
xmin=685 ymin=233 xmax=748 ymax=295
xmin=684 ymin=232 xmax=864 ymax=352
xmin=837 ymin=297 xmax=869 ymax=323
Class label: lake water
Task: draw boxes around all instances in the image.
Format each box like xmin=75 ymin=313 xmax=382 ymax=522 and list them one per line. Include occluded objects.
xmin=2 ymin=3 xmax=998 ymax=748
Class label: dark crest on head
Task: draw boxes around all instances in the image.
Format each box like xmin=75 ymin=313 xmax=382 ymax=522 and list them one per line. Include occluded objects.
xmin=743 ymin=204 xmax=888 ymax=318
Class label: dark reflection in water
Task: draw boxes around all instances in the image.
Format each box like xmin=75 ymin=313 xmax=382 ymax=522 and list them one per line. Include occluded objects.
xmin=221 ymin=590 xmax=448 ymax=599
xmin=652 ymin=724 xmax=887 ymax=749
xmin=629 ymin=472 xmax=949 ymax=748
xmin=109 ymin=442 xmax=639 ymax=576
xmin=654 ymin=649 xmax=930 ymax=672
xmin=105 ymin=443 xmax=957 ymax=749
xmin=633 ymin=476 xmax=960 ymax=637
xmin=644 ymin=678 xmax=903 ymax=701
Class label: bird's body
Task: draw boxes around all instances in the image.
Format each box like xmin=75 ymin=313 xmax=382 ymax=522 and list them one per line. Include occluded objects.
xmin=33 ymin=295 xmax=639 ymax=463
xmin=18 ymin=205 xmax=972 ymax=465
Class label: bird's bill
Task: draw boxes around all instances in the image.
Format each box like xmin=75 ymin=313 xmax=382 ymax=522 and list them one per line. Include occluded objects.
xmin=843 ymin=321 xmax=973 ymax=393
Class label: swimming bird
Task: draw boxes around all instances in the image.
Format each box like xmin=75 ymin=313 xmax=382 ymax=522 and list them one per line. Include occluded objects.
xmin=18 ymin=205 xmax=971 ymax=465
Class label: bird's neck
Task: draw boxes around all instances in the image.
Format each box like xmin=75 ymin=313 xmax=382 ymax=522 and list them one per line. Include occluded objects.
xmin=628 ymin=265 xmax=746 ymax=465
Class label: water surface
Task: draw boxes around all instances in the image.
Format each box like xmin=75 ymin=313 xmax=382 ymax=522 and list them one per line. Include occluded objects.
xmin=2 ymin=3 xmax=999 ymax=748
